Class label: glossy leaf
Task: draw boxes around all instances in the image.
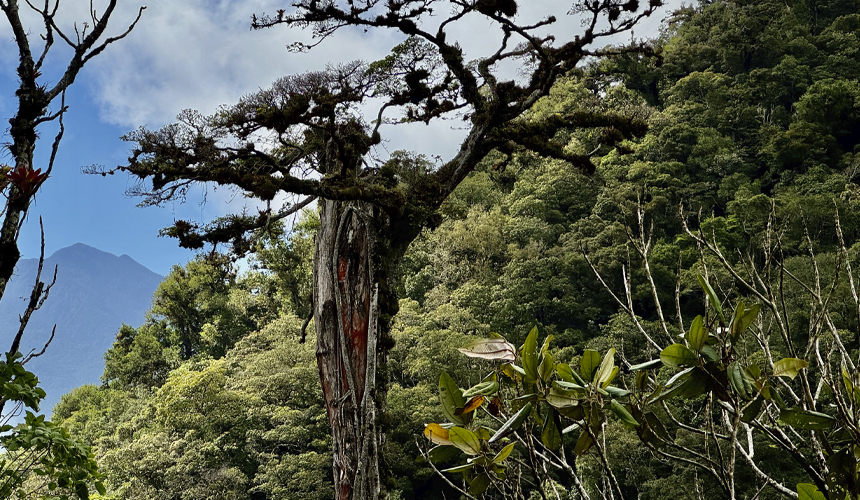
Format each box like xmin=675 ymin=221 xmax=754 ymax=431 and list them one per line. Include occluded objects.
xmin=538 ymin=352 xmax=555 ymax=383
xmin=660 ymin=344 xmax=697 ymax=368
xmin=489 ymin=402 xmax=533 ymax=444
xmin=698 ymin=274 xmax=725 ymax=325
xmin=428 ymin=445 xmax=460 ymax=464
xmin=492 ymin=442 xmax=516 ymax=464
xmin=541 ymin=410 xmax=562 ymax=451
xmin=686 ymin=315 xmax=707 ymax=352
xmin=610 ymin=400 xmax=639 ymax=427
xmin=469 ymin=473 xmax=491 ymax=496
xmin=441 ymin=463 xmax=474 ymax=474
xmin=574 ymin=429 xmax=594 ymax=456
xmin=730 ymin=302 xmax=760 ymax=343
xmin=728 ymin=362 xmax=756 ymax=400
xmin=779 ymin=408 xmax=836 ymax=430
xmin=449 ymin=427 xmax=482 ymax=455
xmin=462 ymin=381 xmax=499 ymax=398
xmin=796 ymin=483 xmax=826 ymax=500
xmin=772 ymin=358 xmax=809 ymax=380
xmin=556 ymin=363 xmax=575 ymax=383
xmin=521 ymin=326 xmax=540 ymax=381
xmin=580 ymin=349 xmax=601 ymax=381
xmin=458 ymin=338 xmax=516 ymax=361
xmin=547 ymin=388 xmax=583 ymax=408
xmin=594 ymin=348 xmax=616 ymax=387
xmin=439 ymin=372 xmax=466 ymax=425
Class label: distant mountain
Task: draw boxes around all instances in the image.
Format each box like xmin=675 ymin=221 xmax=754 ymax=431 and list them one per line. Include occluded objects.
xmin=0 ymin=243 xmax=163 ymax=416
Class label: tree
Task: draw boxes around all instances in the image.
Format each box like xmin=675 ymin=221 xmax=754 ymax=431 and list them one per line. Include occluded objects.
xmin=0 ymin=0 xmax=143 ymax=496
xmin=108 ymin=2 xmax=662 ymax=498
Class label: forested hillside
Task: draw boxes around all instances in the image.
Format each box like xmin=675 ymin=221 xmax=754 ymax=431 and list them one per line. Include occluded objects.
xmin=49 ymin=0 xmax=860 ymax=498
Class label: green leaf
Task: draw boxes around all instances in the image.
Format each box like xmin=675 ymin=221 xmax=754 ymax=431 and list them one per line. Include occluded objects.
xmin=541 ymin=410 xmax=562 ymax=451
xmin=449 ymin=427 xmax=482 ymax=455
xmin=796 ymin=483 xmax=826 ymax=500
xmin=660 ymin=344 xmax=697 ymax=368
xmin=538 ymin=352 xmax=555 ymax=383
xmin=458 ymin=338 xmax=517 ymax=361
xmin=741 ymin=396 xmax=763 ymax=423
xmin=489 ymin=402 xmax=533 ymax=444
xmin=728 ymin=362 xmax=756 ymax=400
xmin=492 ymin=442 xmax=516 ymax=464
xmin=556 ymin=363 xmax=575 ymax=383
xmin=686 ymin=315 xmax=707 ymax=352
xmin=628 ymin=359 xmax=662 ymax=371
xmin=521 ymin=326 xmax=540 ymax=381
xmin=462 ymin=380 xmax=499 ymax=398
xmin=730 ymin=302 xmax=760 ymax=343
xmin=772 ymin=358 xmax=809 ymax=380
xmin=594 ymin=348 xmax=617 ymax=387
xmin=610 ymin=400 xmax=639 ymax=427
xmin=540 ymin=334 xmax=554 ymax=356
xmin=428 ymin=445 xmax=459 ymax=464
xmin=547 ymin=388 xmax=583 ymax=408
xmin=469 ymin=473 xmax=491 ymax=496
xmin=698 ymin=274 xmax=725 ymax=325
xmin=580 ymin=349 xmax=601 ymax=381
xmin=574 ymin=429 xmax=594 ymax=456
xmin=604 ymin=386 xmax=631 ymax=398
xmin=656 ymin=368 xmax=708 ymax=401
xmin=439 ymin=372 xmax=466 ymax=425
xmin=779 ymin=408 xmax=836 ymax=430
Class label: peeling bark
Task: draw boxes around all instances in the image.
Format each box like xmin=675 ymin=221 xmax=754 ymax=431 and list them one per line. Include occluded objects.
xmin=315 ymin=199 xmax=386 ymax=500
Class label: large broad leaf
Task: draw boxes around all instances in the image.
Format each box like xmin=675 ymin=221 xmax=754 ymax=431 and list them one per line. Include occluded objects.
xmin=521 ymin=326 xmax=540 ymax=382
xmin=441 ymin=463 xmax=474 ymax=474
xmin=728 ymin=362 xmax=756 ymax=400
xmin=796 ymin=483 xmax=826 ymax=500
xmin=556 ymin=363 xmax=575 ymax=383
xmin=698 ymin=274 xmax=725 ymax=325
xmin=541 ymin=410 xmax=562 ymax=451
xmin=660 ymin=344 xmax=698 ymax=368
xmin=538 ymin=352 xmax=555 ymax=383
xmin=424 ymin=423 xmax=453 ymax=446
xmin=489 ymin=402 xmax=533 ymax=444
xmin=469 ymin=473 xmax=491 ymax=496
xmin=605 ymin=386 xmax=631 ymax=398
xmin=656 ymin=368 xmax=708 ymax=401
xmin=547 ymin=388 xmax=583 ymax=408
xmin=428 ymin=445 xmax=460 ymax=463
xmin=492 ymin=442 xmax=516 ymax=464
xmin=772 ymin=358 xmax=809 ymax=380
xmin=449 ymin=427 xmax=481 ymax=455
xmin=462 ymin=381 xmax=499 ymax=398
xmin=580 ymin=349 xmax=601 ymax=381
xmin=540 ymin=334 xmax=554 ymax=356
xmin=593 ymin=348 xmax=617 ymax=387
xmin=610 ymin=400 xmax=639 ymax=427
xmin=730 ymin=302 xmax=760 ymax=343
xmin=458 ymin=338 xmax=516 ymax=361
xmin=439 ymin=372 xmax=467 ymax=425
xmin=779 ymin=408 xmax=836 ymax=430
xmin=574 ymin=429 xmax=594 ymax=456
xmin=685 ymin=315 xmax=707 ymax=352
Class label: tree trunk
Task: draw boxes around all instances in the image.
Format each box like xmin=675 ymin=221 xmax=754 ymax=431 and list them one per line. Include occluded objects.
xmin=314 ymin=197 xmax=399 ymax=500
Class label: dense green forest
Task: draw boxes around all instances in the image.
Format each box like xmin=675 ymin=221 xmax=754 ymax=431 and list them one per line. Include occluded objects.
xmin=4 ymin=0 xmax=860 ymax=497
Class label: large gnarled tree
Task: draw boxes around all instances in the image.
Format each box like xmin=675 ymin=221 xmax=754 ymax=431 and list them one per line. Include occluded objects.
xmin=112 ymin=1 xmax=659 ymax=498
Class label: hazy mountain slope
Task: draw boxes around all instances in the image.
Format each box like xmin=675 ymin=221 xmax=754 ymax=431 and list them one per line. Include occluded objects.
xmin=0 ymin=243 xmax=163 ymax=415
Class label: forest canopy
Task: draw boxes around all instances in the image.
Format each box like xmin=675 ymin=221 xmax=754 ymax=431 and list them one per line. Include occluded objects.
xmin=33 ymin=0 xmax=860 ymax=498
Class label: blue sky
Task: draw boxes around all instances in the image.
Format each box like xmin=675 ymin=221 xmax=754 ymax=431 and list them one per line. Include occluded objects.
xmin=0 ymin=0 xmax=669 ymax=276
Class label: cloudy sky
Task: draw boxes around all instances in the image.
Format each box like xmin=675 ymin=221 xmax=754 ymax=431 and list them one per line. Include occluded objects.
xmin=0 ymin=0 xmax=670 ymax=275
